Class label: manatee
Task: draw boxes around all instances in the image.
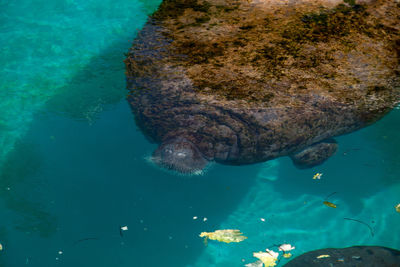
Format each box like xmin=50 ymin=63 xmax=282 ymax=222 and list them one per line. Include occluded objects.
xmin=125 ymin=0 xmax=400 ymax=174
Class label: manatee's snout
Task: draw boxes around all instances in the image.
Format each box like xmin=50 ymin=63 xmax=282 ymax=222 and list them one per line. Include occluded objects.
xmin=152 ymin=137 xmax=208 ymax=174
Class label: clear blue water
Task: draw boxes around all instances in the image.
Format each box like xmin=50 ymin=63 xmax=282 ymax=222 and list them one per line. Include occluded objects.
xmin=0 ymin=1 xmax=399 ymax=266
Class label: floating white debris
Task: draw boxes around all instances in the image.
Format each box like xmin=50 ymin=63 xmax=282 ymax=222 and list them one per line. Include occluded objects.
xmin=121 ymin=226 xmax=128 ymax=231
xmin=265 ymin=249 xmax=279 ymax=258
xmin=58 ymin=251 xmax=63 ymax=255
xmin=253 ymin=249 xmax=279 ymax=267
xmin=193 ymin=216 xmax=198 ymax=220
xmin=203 ymin=217 xmax=208 ymax=222
xmin=245 ymin=260 xmax=263 ymax=267
xmin=260 ymin=218 xmax=266 ymax=222
xmin=278 ymin=244 xmax=295 ymax=252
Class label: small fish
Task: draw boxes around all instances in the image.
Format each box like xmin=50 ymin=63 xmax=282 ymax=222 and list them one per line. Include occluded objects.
xmin=323 ymin=201 xmax=337 ymax=208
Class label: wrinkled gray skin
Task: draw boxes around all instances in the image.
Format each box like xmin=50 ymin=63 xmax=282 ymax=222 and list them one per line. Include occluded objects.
xmin=126 ymin=21 xmax=397 ymax=174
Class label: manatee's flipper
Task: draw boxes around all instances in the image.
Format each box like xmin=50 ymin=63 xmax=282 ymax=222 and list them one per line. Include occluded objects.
xmin=290 ymin=139 xmax=338 ymax=169
xmin=152 ymin=137 xmax=208 ymax=174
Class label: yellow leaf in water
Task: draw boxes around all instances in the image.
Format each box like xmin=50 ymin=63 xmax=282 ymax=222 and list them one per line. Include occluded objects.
xmin=316 ymin=255 xmax=330 ymax=259
xmin=395 ymin=203 xmax=400 ymax=213
xmin=323 ymin=201 xmax=337 ymax=208
xmin=313 ymin=173 xmax=323 ymax=179
xmin=253 ymin=250 xmax=279 ymax=267
xmin=199 ymin=229 xmax=247 ymax=243
xmin=283 ymin=253 xmax=292 ymax=258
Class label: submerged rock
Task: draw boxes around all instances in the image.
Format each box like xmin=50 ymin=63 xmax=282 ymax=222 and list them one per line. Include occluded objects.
xmin=125 ymin=0 xmax=400 ymax=174
xmin=283 ymin=246 xmax=400 ymax=266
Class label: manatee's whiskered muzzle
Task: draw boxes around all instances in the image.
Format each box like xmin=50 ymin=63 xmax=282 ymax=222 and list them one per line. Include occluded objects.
xmin=152 ymin=137 xmax=208 ymax=174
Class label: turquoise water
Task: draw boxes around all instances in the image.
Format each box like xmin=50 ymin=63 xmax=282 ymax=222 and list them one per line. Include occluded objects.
xmin=0 ymin=0 xmax=399 ymax=266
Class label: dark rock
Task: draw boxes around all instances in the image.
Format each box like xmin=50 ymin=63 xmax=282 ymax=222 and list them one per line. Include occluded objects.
xmin=125 ymin=0 xmax=400 ymax=174
xmin=283 ymin=246 xmax=400 ymax=267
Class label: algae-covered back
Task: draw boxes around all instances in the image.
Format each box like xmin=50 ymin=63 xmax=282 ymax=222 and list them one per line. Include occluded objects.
xmin=135 ymin=0 xmax=400 ymax=111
